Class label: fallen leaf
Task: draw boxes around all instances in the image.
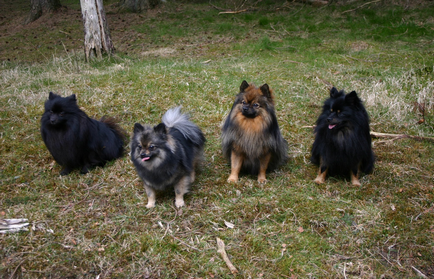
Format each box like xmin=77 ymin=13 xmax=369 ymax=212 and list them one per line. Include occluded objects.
xmin=224 ymin=220 xmax=235 ymax=229
xmin=298 ymin=227 xmax=304 ymax=233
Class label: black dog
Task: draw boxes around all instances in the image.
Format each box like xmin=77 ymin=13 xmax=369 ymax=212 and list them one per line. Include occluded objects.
xmin=41 ymin=92 xmax=125 ymax=175
xmin=311 ymin=87 xmax=374 ymax=186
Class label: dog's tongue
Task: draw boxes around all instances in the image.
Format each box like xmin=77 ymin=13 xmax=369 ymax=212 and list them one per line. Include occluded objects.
xmin=328 ymin=124 xmax=336 ymax=130
xmin=142 ymin=157 xmax=150 ymax=162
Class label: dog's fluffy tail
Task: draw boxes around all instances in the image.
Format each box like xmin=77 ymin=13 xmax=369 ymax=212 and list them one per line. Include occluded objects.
xmin=100 ymin=116 xmax=128 ymax=142
xmin=162 ymin=106 xmax=205 ymax=146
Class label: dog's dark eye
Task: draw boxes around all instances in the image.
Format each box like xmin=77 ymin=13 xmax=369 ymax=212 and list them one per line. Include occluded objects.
xmin=149 ymin=145 xmax=156 ymax=151
xmin=241 ymin=100 xmax=246 ymax=105
xmin=253 ymin=103 xmax=260 ymax=108
xmin=137 ymin=144 xmax=142 ymax=149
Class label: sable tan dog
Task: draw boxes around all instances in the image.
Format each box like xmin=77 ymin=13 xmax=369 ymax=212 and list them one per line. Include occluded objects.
xmin=221 ymin=80 xmax=288 ymax=183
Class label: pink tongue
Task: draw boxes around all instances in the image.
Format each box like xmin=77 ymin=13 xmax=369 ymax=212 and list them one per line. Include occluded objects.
xmin=328 ymin=124 xmax=336 ymax=129
xmin=142 ymin=157 xmax=150 ymax=161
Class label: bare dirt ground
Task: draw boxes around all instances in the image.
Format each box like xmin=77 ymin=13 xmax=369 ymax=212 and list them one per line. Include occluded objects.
xmin=0 ymin=0 xmax=156 ymax=62
xmin=1 ymin=0 xmax=431 ymax=63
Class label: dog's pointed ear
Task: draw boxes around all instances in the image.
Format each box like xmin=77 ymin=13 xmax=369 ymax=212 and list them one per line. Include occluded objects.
xmin=260 ymin=84 xmax=273 ymax=99
xmin=154 ymin=123 xmax=167 ymax=134
xmin=68 ymin=94 xmax=77 ymax=102
xmin=240 ymin=80 xmax=249 ymax=92
xmin=134 ymin=123 xmax=145 ymax=133
xmin=49 ymin=92 xmax=56 ymax=100
xmin=330 ymin=87 xmax=346 ymax=99
xmin=330 ymin=87 xmax=339 ymax=98
xmin=345 ymin=91 xmax=361 ymax=106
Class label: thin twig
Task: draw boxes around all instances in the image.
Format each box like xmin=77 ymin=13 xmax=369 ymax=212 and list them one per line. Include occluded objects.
xmin=342 ymin=0 xmax=381 ymax=14
xmin=59 ymin=30 xmax=71 ymax=35
xmin=209 ymin=2 xmax=227 ymax=11
xmin=285 ymin=60 xmax=302 ymax=64
xmin=411 ymin=266 xmax=428 ymax=278
xmin=170 ymin=236 xmax=201 ymax=251
xmin=216 ymin=237 xmax=238 ymax=274
xmin=9 ymin=260 xmax=25 ymax=279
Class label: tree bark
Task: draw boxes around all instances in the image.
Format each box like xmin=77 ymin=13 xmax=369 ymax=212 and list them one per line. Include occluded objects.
xmin=118 ymin=0 xmax=161 ymax=13
xmin=80 ymin=0 xmax=114 ymax=62
xmin=26 ymin=0 xmax=61 ymax=24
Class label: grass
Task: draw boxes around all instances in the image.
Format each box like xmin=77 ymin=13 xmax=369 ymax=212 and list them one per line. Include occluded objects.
xmin=1 ymin=0 xmax=434 ymax=278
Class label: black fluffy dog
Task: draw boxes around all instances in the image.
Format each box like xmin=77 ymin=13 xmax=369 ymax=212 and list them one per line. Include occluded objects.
xmin=311 ymin=87 xmax=374 ymax=186
xmin=41 ymin=92 xmax=125 ymax=175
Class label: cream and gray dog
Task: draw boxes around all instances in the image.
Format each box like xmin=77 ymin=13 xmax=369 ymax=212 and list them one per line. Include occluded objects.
xmin=131 ymin=107 xmax=205 ymax=208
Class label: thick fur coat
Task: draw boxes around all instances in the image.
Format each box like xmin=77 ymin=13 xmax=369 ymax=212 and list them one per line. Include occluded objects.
xmin=221 ymin=80 xmax=288 ymax=183
xmin=40 ymin=92 xmax=125 ymax=175
xmin=130 ymin=107 xmax=205 ymax=208
xmin=311 ymin=87 xmax=374 ymax=185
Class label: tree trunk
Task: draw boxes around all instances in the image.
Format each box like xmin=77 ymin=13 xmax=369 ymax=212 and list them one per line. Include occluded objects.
xmin=118 ymin=0 xmax=161 ymax=13
xmin=26 ymin=0 xmax=61 ymax=24
xmin=80 ymin=0 xmax=114 ymax=62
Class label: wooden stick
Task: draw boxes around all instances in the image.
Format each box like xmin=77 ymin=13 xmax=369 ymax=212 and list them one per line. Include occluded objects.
xmin=219 ymin=9 xmax=248 ymax=15
xmin=0 ymin=219 xmax=29 ymax=233
xmin=370 ymin=131 xmax=434 ymax=142
xmin=216 ymin=237 xmax=238 ymax=274
xmin=302 ymin=126 xmax=434 ymax=143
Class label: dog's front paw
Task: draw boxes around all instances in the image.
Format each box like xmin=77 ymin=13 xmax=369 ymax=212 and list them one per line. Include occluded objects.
xmin=257 ymin=178 xmax=267 ymax=184
xmin=175 ymin=198 xmax=185 ymax=208
xmin=351 ymin=179 xmax=361 ymax=187
xmin=227 ymin=175 xmax=238 ymax=183
xmin=351 ymin=172 xmax=361 ymax=186
xmin=314 ymin=176 xmax=325 ymax=184
xmin=146 ymin=199 xmax=156 ymax=209
xmin=60 ymin=168 xmax=72 ymax=176
xmin=80 ymin=166 xmax=89 ymax=174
